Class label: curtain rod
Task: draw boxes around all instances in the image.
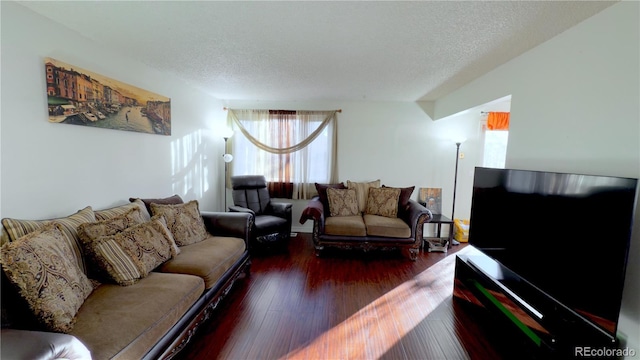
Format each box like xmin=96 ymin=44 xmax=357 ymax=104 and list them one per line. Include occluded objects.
xmin=223 ymin=107 xmax=342 ymax=113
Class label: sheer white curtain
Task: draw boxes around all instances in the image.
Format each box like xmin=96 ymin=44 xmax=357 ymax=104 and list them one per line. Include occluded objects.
xmin=227 ymin=109 xmax=338 ymax=199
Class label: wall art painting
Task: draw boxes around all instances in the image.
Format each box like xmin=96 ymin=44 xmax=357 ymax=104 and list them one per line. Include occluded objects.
xmin=45 ymin=57 xmax=171 ymax=135
xmin=418 ymin=187 xmax=442 ymax=215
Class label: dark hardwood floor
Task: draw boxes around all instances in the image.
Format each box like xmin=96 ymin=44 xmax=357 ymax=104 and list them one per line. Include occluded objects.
xmin=176 ymin=233 xmax=522 ymax=360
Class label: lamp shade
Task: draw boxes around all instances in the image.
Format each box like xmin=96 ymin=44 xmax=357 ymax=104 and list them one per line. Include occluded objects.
xmin=222 ymin=128 xmax=234 ymax=140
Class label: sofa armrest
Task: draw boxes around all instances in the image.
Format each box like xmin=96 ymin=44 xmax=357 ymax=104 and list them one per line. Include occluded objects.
xmin=299 ymin=197 xmax=325 ymax=230
xmin=1 ymin=329 xmax=92 ymax=360
xmin=200 ymin=211 xmax=253 ymax=247
xmin=402 ymin=200 xmax=433 ymax=239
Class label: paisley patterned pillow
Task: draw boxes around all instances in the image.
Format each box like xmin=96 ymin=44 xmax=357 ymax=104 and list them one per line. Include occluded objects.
xmin=150 ymin=200 xmax=208 ymax=246
xmin=109 ymin=215 xmax=178 ymax=277
xmin=365 ymin=187 xmax=401 ymax=218
xmin=326 ymin=188 xmax=360 ymax=217
xmin=0 ymin=223 xmax=94 ymax=333
xmin=77 ymin=207 xmax=149 ymax=281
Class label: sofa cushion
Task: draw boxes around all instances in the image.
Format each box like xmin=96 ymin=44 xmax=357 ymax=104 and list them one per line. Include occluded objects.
xmin=158 ymin=235 xmax=246 ymax=289
xmin=95 ymin=199 xmax=151 ymax=222
xmin=70 ymin=272 xmax=204 ymax=360
xmin=324 ymin=216 xmax=367 ymax=236
xmin=363 ymin=214 xmax=411 ymax=238
xmin=326 ymin=188 xmax=359 ymax=217
xmin=347 ymin=179 xmax=381 ymax=213
xmin=1 ymin=206 xmax=96 ymax=275
xmin=315 ymin=182 xmax=346 ymax=217
xmin=0 ymin=223 xmax=94 ymax=333
xmin=129 ymin=194 xmax=184 ymax=217
xmin=150 ymin=200 xmax=208 ymax=246
xmin=365 ymin=187 xmax=401 ymax=218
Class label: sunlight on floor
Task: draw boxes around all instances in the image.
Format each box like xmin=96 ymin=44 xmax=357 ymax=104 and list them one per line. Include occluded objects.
xmin=282 ymin=248 xmax=470 ymax=360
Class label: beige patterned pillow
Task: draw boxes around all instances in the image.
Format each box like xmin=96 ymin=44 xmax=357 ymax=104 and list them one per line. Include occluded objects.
xmin=95 ymin=199 xmax=151 ymax=222
xmin=110 ymin=215 xmax=178 ymax=277
xmin=78 ymin=207 xmax=146 ymax=244
xmin=347 ymin=179 xmax=381 ymax=213
xmin=326 ymin=188 xmax=360 ymax=217
xmin=77 ymin=207 xmax=150 ymax=281
xmin=0 ymin=223 xmax=94 ymax=333
xmin=150 ymin=200 xmax=208 ymax=246
xmin=365 ymin=187 xmax=401 ymax=218
xmin=1 ymin=206 xmax=96 ymax=274
xmin=89 ymin=216 xmax=178 ymax=285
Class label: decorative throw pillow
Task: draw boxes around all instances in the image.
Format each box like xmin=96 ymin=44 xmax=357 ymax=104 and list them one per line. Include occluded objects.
xmin=95 ymin=200 xmax=151 ymax=222
xmin=150 ymin=200 xmax=208 ymax=246
xmin=78 ymin=207 xmax=146 ymax=244
xmin=382 ymin=185 xmax=415 ymax=212
xmin=89 ymin=215 xmax=178 ymax=285
xmin=326 ymin=188 xmax=360 ymax=217
xmin=0 ymin=223 xmax=94 ymax=333
xmin=110 ymin=215 xmax=178 ymax=277
xmin=365 ymin=187 xmax=401 ymax=218
xmin=129 ymin=194 xmax=184 ymax=217
xmin=84 ymin=235 xmax=143 ymax=286
xmin=347 ymin=180 xmax=381 ymax=213
xmin=1 ymin=206 xmax=96 ymax=275
xmin=77 ymin=207 xmax=153 ymax=281
xmin=314 ymin=182 xmax=346 ymax=217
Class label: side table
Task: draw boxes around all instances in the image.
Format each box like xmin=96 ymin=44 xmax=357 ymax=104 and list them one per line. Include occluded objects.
xmin=424 ymin=214 xmax=454 ymax=252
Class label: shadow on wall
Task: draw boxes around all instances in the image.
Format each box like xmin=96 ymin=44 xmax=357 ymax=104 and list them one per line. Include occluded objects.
xmin=170 ymin=130 xmax=214 ymax=205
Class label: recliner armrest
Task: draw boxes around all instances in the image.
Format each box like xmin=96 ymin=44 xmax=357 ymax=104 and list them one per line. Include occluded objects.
xmin=270 ymin=202 xmax=292 ymax=219
xmin=228 ymin=205 xmax=255 ymax=215
xmin=1 ymin=329 xmax=92 ymax=360
xmin=200 ymin=211 xmax=253 ymax=247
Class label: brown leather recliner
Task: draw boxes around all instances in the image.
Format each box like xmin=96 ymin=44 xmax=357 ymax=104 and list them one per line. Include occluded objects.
xmin=229 ymin=175 xmax=293 ymax=250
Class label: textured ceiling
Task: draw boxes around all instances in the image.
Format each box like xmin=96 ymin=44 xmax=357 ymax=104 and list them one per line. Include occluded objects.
xmin=18 ymin=1 xmax=617 ymax=102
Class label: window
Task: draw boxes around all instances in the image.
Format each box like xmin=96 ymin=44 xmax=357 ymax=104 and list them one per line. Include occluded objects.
xmin=482 ymin=130 xmax=508 ymax=168
xmin=228 ymin=109 xmax=338 ymax=199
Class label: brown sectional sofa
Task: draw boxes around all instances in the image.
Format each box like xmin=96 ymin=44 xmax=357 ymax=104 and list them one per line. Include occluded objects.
xmin=300 ymin=181 xmax=432 ymax=260
xmin=0 ymin=196 xmax=252 ymax=360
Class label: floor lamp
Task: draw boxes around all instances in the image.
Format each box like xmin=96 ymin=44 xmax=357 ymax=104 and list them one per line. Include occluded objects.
xmin=222 ymin=135 xmax=233 ymax=211
xmin=451 ymin=141 xmax=462 ymax=246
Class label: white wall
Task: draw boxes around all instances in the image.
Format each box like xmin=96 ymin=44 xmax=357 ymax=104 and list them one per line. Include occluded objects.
xmin=1 ymin=2 xmax=228 ymax=220
xmin=435 ymin=2 xmax=640 ymax=354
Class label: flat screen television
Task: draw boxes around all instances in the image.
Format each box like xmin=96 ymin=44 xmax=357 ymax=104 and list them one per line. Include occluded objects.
xmin=469 ymin=167 xmax=638 ymax=340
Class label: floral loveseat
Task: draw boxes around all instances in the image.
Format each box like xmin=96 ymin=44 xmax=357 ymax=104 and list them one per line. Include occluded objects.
xmin=0 ymin=195 xmax=252 ymax=360
xmin=300 ymin=180 xmax=432 ymax=260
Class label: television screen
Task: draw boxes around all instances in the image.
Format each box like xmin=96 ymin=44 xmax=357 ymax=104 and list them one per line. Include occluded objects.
xmin=469 ymin=167 xmax=638 ymax=337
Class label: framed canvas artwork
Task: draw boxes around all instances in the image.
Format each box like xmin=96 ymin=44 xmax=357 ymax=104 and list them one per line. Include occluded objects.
xmin=45 ymin=57 xmax=171 ymax=135
xmin=419 ymin=187 xmax=442 ymax=215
